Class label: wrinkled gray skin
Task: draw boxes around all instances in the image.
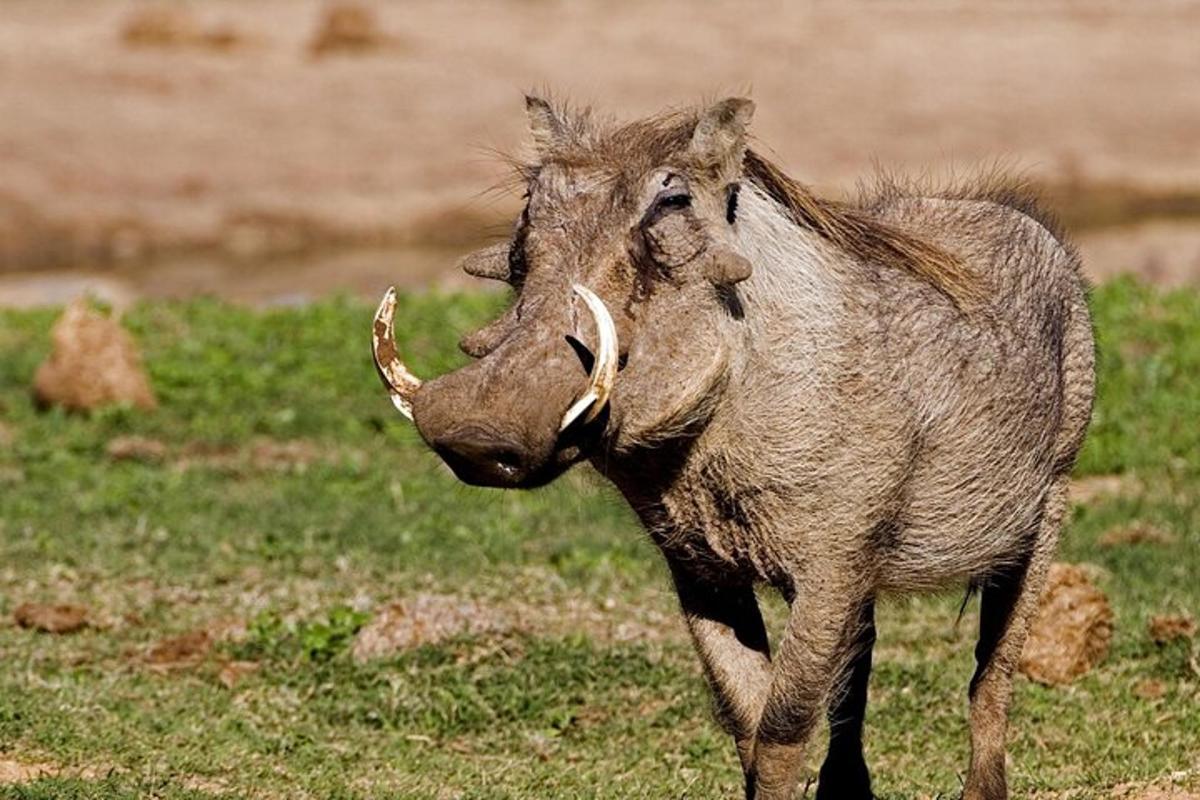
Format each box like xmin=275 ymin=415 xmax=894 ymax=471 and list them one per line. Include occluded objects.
xmin=408 ymin=97 xmax=1095 ymax=800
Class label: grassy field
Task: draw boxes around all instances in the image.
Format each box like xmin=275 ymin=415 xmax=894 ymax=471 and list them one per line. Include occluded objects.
xmin=0 ymin=279 xmax=1197 ymax=799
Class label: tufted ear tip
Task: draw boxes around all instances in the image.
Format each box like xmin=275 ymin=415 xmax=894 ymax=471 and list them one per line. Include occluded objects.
xmin=715 ymin=97 xmax=755 ymax=125
xmin=691 ymin=98 xmax=755 ymax=174
xmin=525 ymin=94 xmax=567 ymax=153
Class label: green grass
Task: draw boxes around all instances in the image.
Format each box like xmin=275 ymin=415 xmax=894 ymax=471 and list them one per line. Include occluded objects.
xmin=0 ymin=279 xmax=1197 ymax=799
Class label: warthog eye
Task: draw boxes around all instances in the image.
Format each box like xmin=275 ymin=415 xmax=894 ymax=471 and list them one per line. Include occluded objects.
xmin=659 ymin=193 xmax=691 ymax=211
xmin=641 ymin=190 xmax=692 ymax=229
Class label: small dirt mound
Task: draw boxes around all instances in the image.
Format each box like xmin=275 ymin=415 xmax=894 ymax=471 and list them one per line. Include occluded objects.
xmin=13 ymin=602 xmax=90 ymax=634
xmin=352 ymin=594 xmax=510 ymax=662
xmin=1148 ymin=614 xmax=1196 ymax=645
xmin=1019 ymin=563 xmax=1114 ymax=686
xmin=309 ymin=3 xmax=393 ymax=56
xmin=33 ymin=300 xmax=156 ymax=412
xmin=145 ymin=630 xmax=213 ymax=667
xmin=120 ymin=7 xmax=242 ymax=51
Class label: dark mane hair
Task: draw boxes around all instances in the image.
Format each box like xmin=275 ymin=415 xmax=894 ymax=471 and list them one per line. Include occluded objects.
xmin=743 ymin=150 xmax=985 ymax=309
xmin=522 ymin=99 xmax=993 ymax=309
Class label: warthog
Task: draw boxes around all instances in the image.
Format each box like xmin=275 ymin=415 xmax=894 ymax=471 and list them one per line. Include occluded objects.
xmin=372 ymin=97 xmax=1095 ymax=800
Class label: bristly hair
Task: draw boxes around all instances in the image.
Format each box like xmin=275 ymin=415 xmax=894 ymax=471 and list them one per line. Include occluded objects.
xmin=509 ymin=99 xmax=991 ymax=310
xmin=743 ymin=151 xmax=985 ymax=310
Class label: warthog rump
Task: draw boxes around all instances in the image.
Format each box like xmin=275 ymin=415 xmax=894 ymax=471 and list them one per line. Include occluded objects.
xmin=371 ymin=96 xmax=1095 ymax=800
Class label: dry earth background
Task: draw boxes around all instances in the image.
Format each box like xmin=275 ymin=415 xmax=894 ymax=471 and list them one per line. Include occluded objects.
xmin=2 ymin=0 xmax=1200 ymax=302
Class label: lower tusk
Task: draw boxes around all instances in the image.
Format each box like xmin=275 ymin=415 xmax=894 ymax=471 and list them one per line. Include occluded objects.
xmin=372 ymin=287 xmax=423 ymax=420
xmin=559 ymin=390 xmax=598 ymax=432
xmin=559 ymin=284 xmax=618 ymax=432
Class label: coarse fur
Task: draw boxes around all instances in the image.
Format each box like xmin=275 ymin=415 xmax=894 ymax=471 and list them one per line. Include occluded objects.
xmin=407 ymin=97 xmax=1096 ymax=800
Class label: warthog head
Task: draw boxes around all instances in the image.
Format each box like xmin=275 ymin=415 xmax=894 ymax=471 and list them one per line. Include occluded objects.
xmin=374 ymin=97 xmax=757 ymax=488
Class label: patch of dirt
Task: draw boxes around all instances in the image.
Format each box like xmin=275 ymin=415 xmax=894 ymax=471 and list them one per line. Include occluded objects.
xmin=1069 ymin=474 xmax=1143 ymax=506
xmin=141 ymin=618 xmax=247 ymax=671
xmin=1112 ymin=782 xmax=1200 ymax=800
xmin=176 ymin=437 xmax=327 ymax=472
xmin=217 ymin=659 xmax=260 ymax=689
xmin=145 ymin=629 xmax=213 ymax=667
xmin=32 ymin=300 xmax=156 ymax=412
xmin=351 ymin=593 xmax=512 ymax=662
xmin=107 ymin=437 xmax=338 ymax=472
xmin=106 ymin=435 xmax=168 ymax=463
xmin=309 ymin=3 xmax=396 ymax=57
xmin=351 ymin=585 xmax=682 ymax=662
xmin=1019 ymin=563 xmax=1114 ymax=686
xmin=247 ymin=439 xmax=325 ymax=470
xmin=13 ymin=602 xmax=90 ymax=634
xmin=0 ymin=758 xmax=58 ymax=784
xmin=1132 ymin=678 xmax=1169 ymax=701
xmin=1148 ymin=614 xmax=1196 ymax=645
xmin=1099 ymin=521 xmax=1177 ymax=548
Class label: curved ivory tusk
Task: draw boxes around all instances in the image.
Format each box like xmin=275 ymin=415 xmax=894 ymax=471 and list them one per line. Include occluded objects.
xmin=559 ymin=283 xmax=619 ymax=431
xmin=371 ymin=287 xmax=423 ymax=420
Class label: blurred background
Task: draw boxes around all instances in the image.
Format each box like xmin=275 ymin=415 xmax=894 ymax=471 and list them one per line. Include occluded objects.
xmin=1 ymin=3 xmax=1198 ymax=798
xmin=3 ymin=0 xmax=1200 ymax=305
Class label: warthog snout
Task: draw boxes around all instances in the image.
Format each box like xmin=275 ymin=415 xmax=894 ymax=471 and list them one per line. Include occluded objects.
xmin=373 ymin=284 xmax=618 ymax=489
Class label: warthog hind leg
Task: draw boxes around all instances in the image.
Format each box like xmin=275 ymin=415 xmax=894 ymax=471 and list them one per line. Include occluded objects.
xmin=964 ymin=478 xmax=1069 ymax=800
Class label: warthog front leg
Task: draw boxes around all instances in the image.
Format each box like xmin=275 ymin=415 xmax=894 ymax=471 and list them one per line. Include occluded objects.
xmin=670 ymin=566 xmax=773 ymax=789
xmin=750 ymin=572 xmax=872 ymax=800
xmin=816 ymin=599 xmax=876 ymax=800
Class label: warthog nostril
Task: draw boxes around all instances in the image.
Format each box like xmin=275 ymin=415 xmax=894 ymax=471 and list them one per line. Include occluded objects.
xmin=430 ymin=427 xmax=531 ymax=488
xmin=492 ymin=448 xmax=523 ymax=472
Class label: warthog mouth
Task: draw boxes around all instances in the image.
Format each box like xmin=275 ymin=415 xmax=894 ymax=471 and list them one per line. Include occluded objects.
xmin=371 ymin=284 xmax=618 ymax=486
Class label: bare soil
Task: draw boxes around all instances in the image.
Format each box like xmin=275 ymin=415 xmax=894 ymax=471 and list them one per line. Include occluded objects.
xmin=12 ymin=602 xmax=90 ymax=634
xmin=2 ymin=1 xmax=1200 ymax=302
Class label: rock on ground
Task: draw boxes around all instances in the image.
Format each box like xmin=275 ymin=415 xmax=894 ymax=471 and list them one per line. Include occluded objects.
xmin=32 ymin=300 xmax=156 ymax=412
xmin=1019 ymin=563 xmax=1114 ymax=686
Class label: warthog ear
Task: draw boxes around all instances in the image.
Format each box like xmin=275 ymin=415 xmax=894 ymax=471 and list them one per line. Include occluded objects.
xmin=690 ymin=97 xmax=755 ymax=177
xmin=458 ymin=243 xmax=510 ymax=282
xmin=525 ymin=95 xmax=569 ymax=155
xmin=704 ymin=244 xmax=753 ymax=286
